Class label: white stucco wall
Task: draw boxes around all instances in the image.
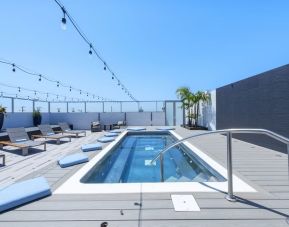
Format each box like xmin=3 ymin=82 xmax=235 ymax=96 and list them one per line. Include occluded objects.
xmin=1 ymin=112 xmax=166 ymax=130
xmin=198 ymin=90 xmax=216 ymax=130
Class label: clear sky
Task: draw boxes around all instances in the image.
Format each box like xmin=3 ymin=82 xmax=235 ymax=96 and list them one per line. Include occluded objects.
xmin=1 ymin=0 xmax=289 ymax=106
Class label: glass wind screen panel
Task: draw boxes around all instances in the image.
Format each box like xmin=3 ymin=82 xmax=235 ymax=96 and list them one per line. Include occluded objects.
xmin=0 ymin=97 xmax=12 ymax=112
xmin=165 ymin=102 xmax=174 ymax=126
xmin=50 ymin=103 xmax=68 ymax=113
xmin=121 ymin=102 xmax=139 ymax=112
xmin=138 ymin=102 xmax=158 ymax=112
xmin=14 ymin=99 xmax=33 ymax=112
xmin=34 ymin=102 xmax=48 ymax=112
xmin=175 ymin=102 xmax=183 ymax=126
xmin=86 ymin=102 xmax=103 ymax=112
xmin=104 ymin=102 xmax=121 ymax=112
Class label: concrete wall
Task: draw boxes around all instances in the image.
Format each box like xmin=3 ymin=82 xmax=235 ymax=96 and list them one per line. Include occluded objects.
xmin=1 ymin=112 xmax=165 ymax=130
xmin=216 ymin=64 xmax=289 ymax=152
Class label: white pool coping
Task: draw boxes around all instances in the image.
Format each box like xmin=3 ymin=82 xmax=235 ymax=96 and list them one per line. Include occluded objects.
xmin=54 ymin=130 xmax=256 ymax=194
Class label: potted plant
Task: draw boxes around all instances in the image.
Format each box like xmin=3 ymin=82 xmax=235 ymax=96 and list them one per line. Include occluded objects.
xmin=32 ymin=107 xmax=42 ymax=126
xmin=0 ymin=105 xmax=7 ymax=131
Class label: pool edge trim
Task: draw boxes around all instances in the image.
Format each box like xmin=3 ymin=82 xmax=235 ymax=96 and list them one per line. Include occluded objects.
xmin=54 ymin=130 xmax=256 ymax=194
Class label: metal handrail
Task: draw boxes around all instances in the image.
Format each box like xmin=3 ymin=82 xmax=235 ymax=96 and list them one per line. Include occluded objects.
xmin=151 ymin=128 xmax=289 ymax=202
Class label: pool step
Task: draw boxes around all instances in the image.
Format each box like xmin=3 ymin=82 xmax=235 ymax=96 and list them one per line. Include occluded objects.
xmin=103 ymin=138 xmax=137 ymax=183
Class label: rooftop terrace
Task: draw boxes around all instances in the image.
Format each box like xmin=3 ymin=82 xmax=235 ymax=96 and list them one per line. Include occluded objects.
xmin=0 ymin=127 xmax=288 ymax=226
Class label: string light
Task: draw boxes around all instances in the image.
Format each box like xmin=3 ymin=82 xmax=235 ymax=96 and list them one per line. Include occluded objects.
xmin=53 ymin=0 xmax=137 ymax=102
xmin=61 ymin=7 xmax=67 ymax=30
xmin=0 ymin=59 xmax=115 ymax=102
xmin=89 ymin=44 xmax=92 ymax=55
xmin=12 ymin=64 xmax=16 ymax=72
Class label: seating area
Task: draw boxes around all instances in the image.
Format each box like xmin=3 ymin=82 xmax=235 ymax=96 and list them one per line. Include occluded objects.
xmin=32 ymin=124 xmax=71 ymax=144
xmin=59 ymin=122 xmax=87 ymax=138
xmin=0 ymin=127 xmax=46 ymax=156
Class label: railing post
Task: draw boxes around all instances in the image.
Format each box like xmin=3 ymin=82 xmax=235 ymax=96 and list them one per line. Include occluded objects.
xmin=287 ymin=144 xmax=289 ymax=182
xmin=287 ymin=144 xmax=289 ymax=224
xmin=226 ymin=131 xmax=236 ymax=202
xmin=160 ymin=153 xmax=164 ymax=182
xmin=11 ymin=98 xmax=14 ymax=113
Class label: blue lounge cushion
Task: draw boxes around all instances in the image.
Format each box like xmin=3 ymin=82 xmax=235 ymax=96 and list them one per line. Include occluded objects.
xmin=58 ymin=153 xmax=89 ymax=168
xmin=105 ymin=132 xmax=118 ymax=137
xmin=156 ymin=127 xmax=175 ymax=131
xmin=97 ymin=137 xmax=115 ymax=143
xmin=0 ymin=177 xmax=51 ymax=213
xmin=127 ymin=127 xmax=146 ymax=131
xmin=110 ymin=129 xmax=123 ymax=133
xmin=81 ymin=143 xmax=102 ymax=152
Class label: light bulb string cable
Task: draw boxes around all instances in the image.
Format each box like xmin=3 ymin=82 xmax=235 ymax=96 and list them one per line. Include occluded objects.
xmin=0 ymin=58 xmax=112 ymax=101
xmin=53 ymin=0 xmax=137 ymax=101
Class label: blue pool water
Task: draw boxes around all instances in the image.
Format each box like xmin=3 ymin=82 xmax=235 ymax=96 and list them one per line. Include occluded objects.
xmin=82 ymin=132 xmax=225 ymax=183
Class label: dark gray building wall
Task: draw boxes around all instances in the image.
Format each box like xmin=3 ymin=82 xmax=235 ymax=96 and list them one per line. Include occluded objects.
xmin=216 ymin=64 xmax=289 ymax=153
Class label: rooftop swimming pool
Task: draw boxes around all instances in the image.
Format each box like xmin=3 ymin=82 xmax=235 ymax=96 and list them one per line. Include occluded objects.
xmin=55 ymin=130 xmax=255 ymax=194
xmin=82 ymin=132 xmax=225 ymax=183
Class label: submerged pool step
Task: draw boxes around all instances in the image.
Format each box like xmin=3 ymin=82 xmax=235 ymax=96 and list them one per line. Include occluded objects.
xmin=103 ymin=138 xmax=137 ymax=183
xmin=167 ymin=149 xmax=199 ymax=181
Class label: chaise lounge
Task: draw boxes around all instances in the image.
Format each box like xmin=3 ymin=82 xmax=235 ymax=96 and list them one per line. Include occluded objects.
xmin=32 ymin=124 xmax=72 ymax=144
xmin=0 ymin=127 xmax=46 ymax=156
xmin=58 ymin=122 xmax=86 ymax=138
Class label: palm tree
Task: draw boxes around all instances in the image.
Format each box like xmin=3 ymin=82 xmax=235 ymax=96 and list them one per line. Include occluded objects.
xmin=176 ymin=87 xmax=196 ymax=126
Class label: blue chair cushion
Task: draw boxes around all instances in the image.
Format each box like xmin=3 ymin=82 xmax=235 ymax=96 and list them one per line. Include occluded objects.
xmin=105 ymin=132 xmax=118 ymax=137
xmin=81 ymin=143 xmax=102 ymax=152
xmin=110 ymin=129 xmax=123 ymax=133
xmin=156 ymin=127 xmax=175 ymax=131
xmin=127 ymin=127 xmax=146 ymax=131
xmin=0 ymin=177 xmax=51 ymax=213
xmin=58 ymin=153 xmax=89 ymax=168
xmin=97 ymin=137 xmax=115 ymax=143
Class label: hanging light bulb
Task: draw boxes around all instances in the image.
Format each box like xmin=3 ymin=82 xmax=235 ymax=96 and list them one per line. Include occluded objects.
xmin=89 ymin=44 xmax=93 ymax=55
xmin=18 ymin=87 xmax=21 ymax=92
xmin=12 ymin=64 xmax=16 ymax=72
xmin=69 ymin=86 xmax=72 ymax=92
xmin=57 ymin=81 xmax=59 ymax=87
xmin=61 ymin=7 xmax=67 ymax=30
xmin=87 ymin=93 xmax=88 ymax=97
xmin=39 ymin=74 xmax=42 ymax=81
xmin=80 ymin=90 xmax=82 ymax=94
xmin=117 ymin=81 xmax=120 ymax=86
xmin=34 ymin=91 xmax=37 ymax=95
xmin=103 ymin=62 xmax=107 ymax=71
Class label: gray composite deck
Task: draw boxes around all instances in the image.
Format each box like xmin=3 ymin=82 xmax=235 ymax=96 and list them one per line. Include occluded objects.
xmin=0 ymin=127 xmax=288 ymax=227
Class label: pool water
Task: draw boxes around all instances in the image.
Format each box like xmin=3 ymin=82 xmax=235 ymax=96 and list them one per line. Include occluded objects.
xmin=82 ymin=132 xmax=225 ymax=183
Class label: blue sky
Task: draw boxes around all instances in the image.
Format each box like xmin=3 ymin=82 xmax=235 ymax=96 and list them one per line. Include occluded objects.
xmin=1 ymin=0 xmax=289 ymax=107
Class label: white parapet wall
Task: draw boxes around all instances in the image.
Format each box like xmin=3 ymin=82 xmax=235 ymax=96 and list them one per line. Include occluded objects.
xmin=3 ymin=113 xmax=50 ymax=129
xmin=198 ymin=90 xmax=216 ymax=130
xmin=1 ymin=112 xmax=166 ymax=130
